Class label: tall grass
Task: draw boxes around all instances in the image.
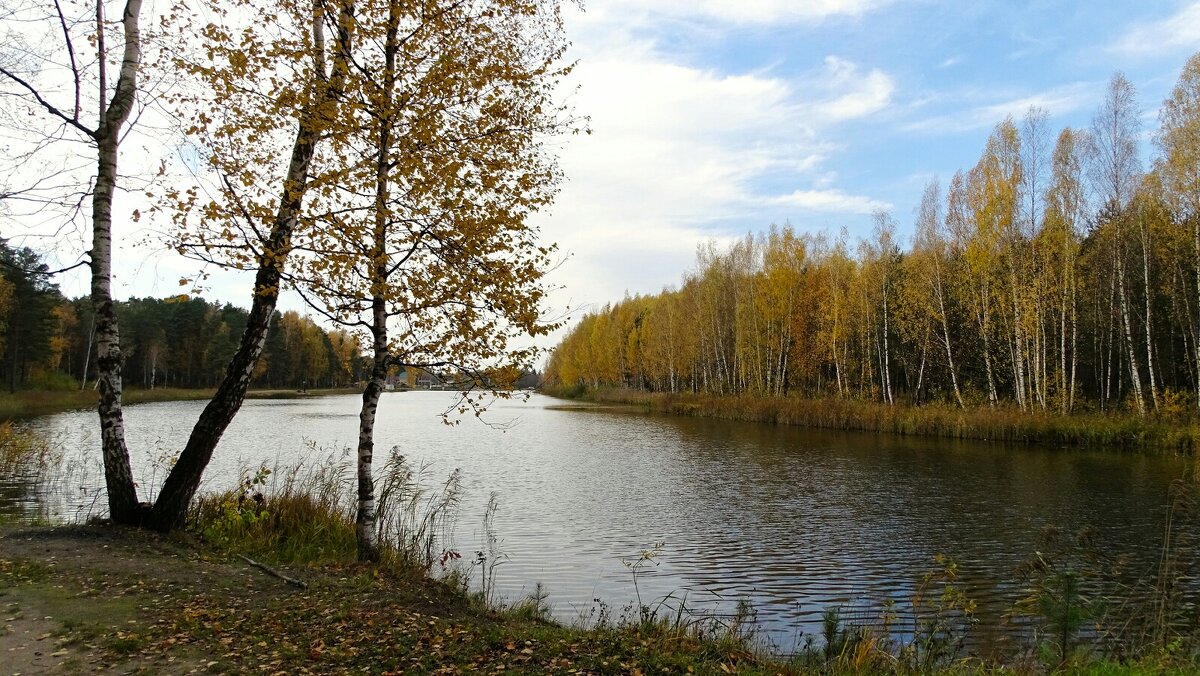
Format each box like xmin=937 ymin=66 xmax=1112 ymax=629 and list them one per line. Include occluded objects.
xmin=374 ymin=450 xmax=463 ymax=570
xmin=189 ymin=444 xmax=462 ymax=572
xmin=554 ymin=388 xmax=1200 ymax=453
xmin=0 ymin=422 xmax=62 ymax=477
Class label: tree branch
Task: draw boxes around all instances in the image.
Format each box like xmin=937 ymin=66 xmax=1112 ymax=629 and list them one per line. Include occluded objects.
xmin=0 ymin=65 xmax=96 ymax=137
xmin=52 ymin=0 xmax=82 ymax=123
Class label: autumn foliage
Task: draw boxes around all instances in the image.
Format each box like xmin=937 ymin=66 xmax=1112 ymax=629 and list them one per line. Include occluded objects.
xmin=548 ymin=57 xmax=1200 ymax=420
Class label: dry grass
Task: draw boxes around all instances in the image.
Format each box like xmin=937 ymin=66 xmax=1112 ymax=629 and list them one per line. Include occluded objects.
xmin=188 ymin=445 xmax=462 ymax=572
xmin=556 ymin=388 xmax=1200 ymax=453
xmin=0 ymin=422 xmax=62 ymax=476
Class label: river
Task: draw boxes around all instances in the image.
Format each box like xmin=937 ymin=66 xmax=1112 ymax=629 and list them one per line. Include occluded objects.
xmin=5 ymin=391 xmax=1192 ymax=654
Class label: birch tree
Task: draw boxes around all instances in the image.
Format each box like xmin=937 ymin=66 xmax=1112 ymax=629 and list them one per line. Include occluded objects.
xmin=1044 ymin=128 xmax=1085 ymax=412
xmin=1158 ymin=52 xmax=1200 ymax=407
xmin=0 ymin=0 xmax=145 ymax=521
xmin=148 ymin=0 xmax=358 ymax=530
xmin=1089 ymin=72 xmax=1146 ymax=415
xmin=281 ymin=0 xmax=573 ymax=560
xmin=911 ymin=179 xmax=965 ymax=407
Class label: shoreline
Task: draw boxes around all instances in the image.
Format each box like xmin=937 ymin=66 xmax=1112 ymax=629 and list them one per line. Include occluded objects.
xmin=542 ymin=387 xmax=1200 ymax=454
xmin=0 ymin=386 xmax=370 ymax=421
xmin=0 ymin=524 xmax=769 ymax=674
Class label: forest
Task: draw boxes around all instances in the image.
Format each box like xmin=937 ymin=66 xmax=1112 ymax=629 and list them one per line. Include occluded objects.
xmin=547 ymin=56 xmax=1200 ymax=417
xmin=0 ymin=241 xmax=363 ymax=392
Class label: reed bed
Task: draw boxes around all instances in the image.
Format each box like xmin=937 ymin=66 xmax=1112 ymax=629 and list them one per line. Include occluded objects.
xmin=0 ymin=422 xmax=62 ymax=477
xmin=558 ymin=388 xmax=1200 ymax=453
xmin=188 ymin=444 xmax=462 ymax=572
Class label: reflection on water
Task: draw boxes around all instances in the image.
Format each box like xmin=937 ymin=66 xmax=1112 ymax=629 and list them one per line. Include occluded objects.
xmin=11 ymin=392 xmax=1192 ymax=652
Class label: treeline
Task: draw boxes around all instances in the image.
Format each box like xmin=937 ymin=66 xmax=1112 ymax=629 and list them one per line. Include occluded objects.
xmin=547 ymin=56 xmax=1200 ymax=417
xmin=0 ymin=241 xmax=362 ymax=391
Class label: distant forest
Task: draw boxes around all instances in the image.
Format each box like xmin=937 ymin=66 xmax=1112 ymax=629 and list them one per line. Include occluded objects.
xmin=0 ymin=241 xmax=363 ymax=392
xmin=547 ymin=57 xmax=1200 ymax=416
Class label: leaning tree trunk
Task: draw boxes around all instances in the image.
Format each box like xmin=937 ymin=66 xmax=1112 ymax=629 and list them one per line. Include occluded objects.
xmin=93 ymin=0 xmax=145 ymax=525
xmin=146 ymin=2 xmax=355 ymax=531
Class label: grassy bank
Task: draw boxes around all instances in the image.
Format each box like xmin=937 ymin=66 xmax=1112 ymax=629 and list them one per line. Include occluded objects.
xmin=0 ymin=386 xmax=365 ymax=421
xmin=0 ymin=526 xmax=780 ymax=674
xmin=544 ymin=387 xmax=1200 ymax=453
xmin=2 ymin=509 xmax=1196 ymax=673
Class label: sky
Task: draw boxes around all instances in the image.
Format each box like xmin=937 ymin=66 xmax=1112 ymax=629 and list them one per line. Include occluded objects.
xmin=9 ymin=0 xmax=1200 ymax=350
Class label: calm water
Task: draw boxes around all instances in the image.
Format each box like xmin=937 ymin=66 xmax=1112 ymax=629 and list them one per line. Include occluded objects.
xmin=6 ymin=392 xmax=1192 ymax=652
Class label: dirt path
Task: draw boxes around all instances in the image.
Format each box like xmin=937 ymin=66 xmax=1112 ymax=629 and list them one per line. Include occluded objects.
xmin=0 ymin=525 xmax=287 ymax=674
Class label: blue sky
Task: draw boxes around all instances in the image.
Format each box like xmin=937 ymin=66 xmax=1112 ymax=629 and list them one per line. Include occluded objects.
xmin=13 ymin=1 xmax=1200 ymax=348
xmin=535 ymin=0 xmax=1200 ymax=323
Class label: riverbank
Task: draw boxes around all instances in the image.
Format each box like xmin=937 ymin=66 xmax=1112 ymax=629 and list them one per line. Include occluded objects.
xmin=4 ymin=524 xmax=1198 ymax=675
xmin=544 ymin=387 xmax=1200 ymax=453
xmin=0 ymin=386 xmax=367 ymax=421
xmin=0 ymin=524 xmax=771 ymax=674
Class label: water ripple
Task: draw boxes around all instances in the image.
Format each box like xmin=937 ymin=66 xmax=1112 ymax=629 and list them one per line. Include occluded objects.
xmin=16 ymin=392 xmax=1189 ymax=652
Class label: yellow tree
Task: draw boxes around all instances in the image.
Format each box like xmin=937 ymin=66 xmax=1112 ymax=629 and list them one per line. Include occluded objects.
xmin=905 ymin=179 xmax=964 ymax=406
xmin=327 ymin=329 xmax=360 ymax=386
xmin=1019 ymin=107 xmax=1050 ymax=409
xmin=1089 ymin=72 xmax=1146 ymax=415
xmin=978 ymin=118 xmax=1026 ymax=408
xmin=640 ymin=293 xmax=685 ymax=392
xmin=1157 ymin=51 xmax=1200 ymax=407
xmin=1042 ymin=128 xmax=1086 ymax=412
xmin=761 ymin=226 xmax=806 ymax=396
xmin=961 ymin=121 xmax=1021 ymax=406
xmin=150 ymin=0 xmax=357 ymax=530
xmin=859 ymin=211 xmax=900 ymax=404
xmin=812 ymin=232 xmax=856 ymax=397
xmin=294 ymin=0 xmax=574 ymax=559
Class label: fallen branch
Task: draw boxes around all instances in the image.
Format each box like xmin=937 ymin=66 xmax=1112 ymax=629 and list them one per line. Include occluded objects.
xmin=236 ymin=554 xmax=308 ymax=589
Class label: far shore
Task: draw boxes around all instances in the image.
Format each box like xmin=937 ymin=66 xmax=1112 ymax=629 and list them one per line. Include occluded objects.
xmin=542 ymin=386 xmax=1200 ymax=454
xmin=0 ymin=386 xmax=378 ymax=421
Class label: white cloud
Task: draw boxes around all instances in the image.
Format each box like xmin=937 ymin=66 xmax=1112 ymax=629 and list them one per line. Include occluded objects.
xmin=533 ymin=21 xmax=897 ymax=317
xmin=519 ymin=10 xmax=900 ymax=341
xmin=1113 ymin=2 xmax=1200 ymax=57
xmin=768 ymin=189 xmax=890 ymax=214
xmin=904 ymin=83 xmax=1094 ymax=133
xmin=809 ymin=56 xmax=896 ymax=122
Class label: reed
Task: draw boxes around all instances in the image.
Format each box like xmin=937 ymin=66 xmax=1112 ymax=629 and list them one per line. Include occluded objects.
xmin=0 ymin=422 xmax=60 ymax=476
xmin=188 ymin=445 xmax=462 ymax=572
xmin=551 ymin=388 xmax=1200 ymax=453
xmin=0 ymin=388 xmax=217 ymax=421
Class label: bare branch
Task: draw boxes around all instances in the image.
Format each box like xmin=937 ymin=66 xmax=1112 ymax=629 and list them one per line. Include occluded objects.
xmin=52 ymin=0 xmax=82 ymax=122
xmin=0 ymin=64 xmax=96 ymax=137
